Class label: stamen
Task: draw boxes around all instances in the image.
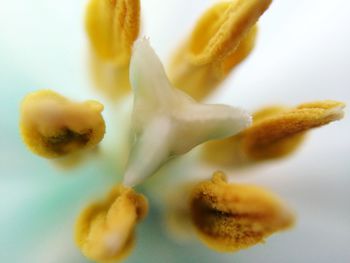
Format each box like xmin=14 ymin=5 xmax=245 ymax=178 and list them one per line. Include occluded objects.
xmin=123 ymin=38 xmax=252 ymax=186
xmin=244 ymin=100 xmax=345 ymax=160
xmin=20 ymin=90 xmax=105 ymax=158
xmin=86 ymin=0 xmax=140 ymax=64
xmin=203 ymin=100 xmax=345 ymax=165
xmin=169 ymin=0 xmax=271 ymax=100
xmin=190 ymin=171 xmax=294 ymax=252
xmin=75 ymin=185 xmax=148 ymax=262
xmin=86 ymin=0 xmax=140 ymax=100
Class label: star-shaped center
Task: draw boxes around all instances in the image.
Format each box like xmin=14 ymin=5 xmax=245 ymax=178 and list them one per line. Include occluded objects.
xmin=123 ymin=38 xmax=252 ymax=186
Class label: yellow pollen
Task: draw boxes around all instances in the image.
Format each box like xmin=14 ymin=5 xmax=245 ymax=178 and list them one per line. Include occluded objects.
xmin=202 ymin=100 xmax=345 ymax=166
xmin=20 ymin=90 xmax=105 ymax=158
xmin=243 ymin=100 xmax=345 ymax=160
xmin=75 ymin=184 xmax=148 ymax=262
xmin=86 ymin=0 xmax=140 ymax=64
xmin=190 ymin=171 xmax=294 ymax=252
xmin=169 ymin=0 xmax=271 ymax=101
xmin=86 ymin=0 xmax=140 ymax=100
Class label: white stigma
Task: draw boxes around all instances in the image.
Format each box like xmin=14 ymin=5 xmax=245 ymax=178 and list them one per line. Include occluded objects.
xmin=123 ymin=38 xmax=252 ymax=186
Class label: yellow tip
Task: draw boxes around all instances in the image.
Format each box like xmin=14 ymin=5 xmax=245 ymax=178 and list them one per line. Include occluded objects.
xmin=75 ymin=184 xmax=148 ymax=262
xmin=188 ymin=0 xmax=270 ymax=65
xmin=202 ymin=100 xmax=345 ymax=165
xmin=20 ymin=90 xmax=105 ymax=158
xmin=190 ymin=172 xmax=294 ymax=252
xmin=86 ymin=0 xmax=140 ymax=65
xmin=243 ymin=100 xmax=345 ymax=160
xmin=169 ymin=0 xmax=271 ymax=100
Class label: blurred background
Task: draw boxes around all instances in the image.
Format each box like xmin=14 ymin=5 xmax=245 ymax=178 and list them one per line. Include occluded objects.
xmin=0 ymin=0 xmax=349 ymax=262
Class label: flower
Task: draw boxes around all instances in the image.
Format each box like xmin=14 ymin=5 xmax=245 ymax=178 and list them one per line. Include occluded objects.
xmin=1 ymin=0 xmax=350 ymax=263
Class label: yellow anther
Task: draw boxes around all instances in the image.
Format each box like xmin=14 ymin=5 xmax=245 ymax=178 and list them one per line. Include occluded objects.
xmin=169 ymin=0 xmax=271 ymax=100
xmin=187 ymin=0 xmax=269 ymax=65
xmin=86 ymin=0 xmax=140 ymax=64
xmin=190 ymin=171 xmax=294 ymax=252
xmin=75 ymin=185 xmax=148 ymax=263
xmin=86 ymin=0 xmax=140 ymax=100
xmin=20 ymin=90 xmax=105 ymax=158
xmin=202 ymin=100 xmax=345 ymax=165
xmin=243 ymin=100 xmax=345 ymax=160
xmin=220 ymin=25 xmax=258 ymax=77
